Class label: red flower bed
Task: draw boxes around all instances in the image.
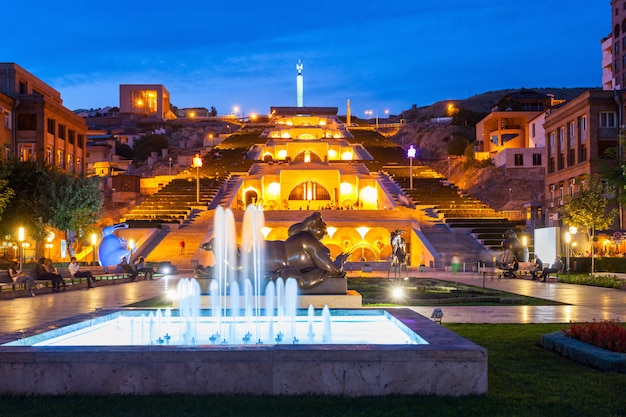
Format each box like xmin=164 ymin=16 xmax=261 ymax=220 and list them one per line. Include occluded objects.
xmin=563 ymin=319 xmax=626 ymax=353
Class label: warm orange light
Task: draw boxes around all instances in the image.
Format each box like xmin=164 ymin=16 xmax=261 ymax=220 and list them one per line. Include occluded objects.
xmin=192 ymin=154 xmax=203 ymax=168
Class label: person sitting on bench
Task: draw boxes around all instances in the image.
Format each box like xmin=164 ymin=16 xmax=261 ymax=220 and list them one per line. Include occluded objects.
xmin=503 ymin=256 xmax=519 ymax=279
xmin=8 ymin=261 xmax=37 ymax=296
xmin=133 ymin=256 xmax=155 ymax=280
xmin=530 ymin=255 xmax=543 ymax=280
xmin=117 ymin=256 xmax=138 ymax=281
xmin=68 ymin=256 xmax=95 ymax=289
xmin=540 ymin=256 xmax=564 ymax=282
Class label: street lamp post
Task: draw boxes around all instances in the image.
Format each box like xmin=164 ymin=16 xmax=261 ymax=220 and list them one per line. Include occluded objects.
xmin=17 ymin=227 xmax=24 ymax=267
xmin=192 ymin=153 xmax=203 ymax=204
xmin=91 ymin=233 xmax=97 ymax=266
xmin=567 ymin=226 xmax=578 ymax=279
xmin=565 ymin=231 xmax=572 ymax=279
xmin=407 ymin=145 xmax=416 ymax=190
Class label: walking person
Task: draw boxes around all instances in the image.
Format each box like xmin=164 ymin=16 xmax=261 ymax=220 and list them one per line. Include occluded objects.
xmin=68 ymin=256 xmax=95 ymax=288
xmin=7 ymin=261 xmax=37 ymax=296
xmin=180 ymin=239 xmax=185 ymax=255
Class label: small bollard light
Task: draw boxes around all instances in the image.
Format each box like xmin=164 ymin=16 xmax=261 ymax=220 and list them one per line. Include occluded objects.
xmin=431 ymin=308 xmax=444 ymax=324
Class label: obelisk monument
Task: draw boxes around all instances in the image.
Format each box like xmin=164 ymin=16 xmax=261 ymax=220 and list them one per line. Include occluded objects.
xmin=296 ymin=59 xmax=304 ymax=107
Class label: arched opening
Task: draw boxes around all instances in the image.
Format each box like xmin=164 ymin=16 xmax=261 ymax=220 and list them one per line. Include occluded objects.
xmin=288 ymin=181 xmax=331 ymax=201
xmin=293 ymin=151 xmax=322 ymax=163
xmin=244 ymin=190 xmax=258 ymax=207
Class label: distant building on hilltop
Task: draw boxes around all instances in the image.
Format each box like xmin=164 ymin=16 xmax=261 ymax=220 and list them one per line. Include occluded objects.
xmin=119 ymin=84 xmax=176 ymax=122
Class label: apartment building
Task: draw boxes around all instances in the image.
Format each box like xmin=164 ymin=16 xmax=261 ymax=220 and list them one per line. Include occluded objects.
xmin=543 ymin=89 xmax=621 ymax=227
xmin=606 ymin=1 xmax=626 ymax=90
xmin=474 ymin=90 xmax=556 ymax=169
xmin=0 ymin=63 xmax=87 ymax=174
xmin=119 ymin=84 xmax=176 ymax=122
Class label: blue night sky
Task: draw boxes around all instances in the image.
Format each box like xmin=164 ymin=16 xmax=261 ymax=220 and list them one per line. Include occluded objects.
xmin=4 ymin=0 xmax=608 ymax=117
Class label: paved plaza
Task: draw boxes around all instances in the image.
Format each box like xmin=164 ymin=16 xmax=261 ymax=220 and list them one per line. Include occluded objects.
xmin=1 ymin=269 xmax=625 ymax=344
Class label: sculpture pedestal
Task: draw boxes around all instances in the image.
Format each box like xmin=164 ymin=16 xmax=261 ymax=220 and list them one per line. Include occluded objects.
xmin=192 ymin=290 xmax=362 ymax=309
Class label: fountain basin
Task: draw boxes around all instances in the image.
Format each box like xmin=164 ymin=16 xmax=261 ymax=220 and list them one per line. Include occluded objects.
xmin=0 ymin=308 xmax=487 ymax=396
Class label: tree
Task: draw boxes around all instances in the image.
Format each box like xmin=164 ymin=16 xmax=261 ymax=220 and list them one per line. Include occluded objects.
xmin=559 ymin=174 xmax=618 ymax=274
xmin=0 ymin=159 xmax=103 ymax=259
xmin=133 ymin=134 xmax=168 ymax=161
xmin=0 ymin=179 xmax=15 ymax=221
xmin=47 ymin=173 xmax=103 ymax=257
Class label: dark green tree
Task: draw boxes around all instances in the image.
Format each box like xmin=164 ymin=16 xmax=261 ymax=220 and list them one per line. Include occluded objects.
xmin=132 ymin=134 xmax=168 ymax=161
xmin=0 ymin=179 xmax=15 ymax=221
xmin=115 ymin=140 xmax=134 ymax=160
xmin=0 ymin=159 xmax=103 ymax=258
xmin=47 ymin=173 xmax=103 ymax=257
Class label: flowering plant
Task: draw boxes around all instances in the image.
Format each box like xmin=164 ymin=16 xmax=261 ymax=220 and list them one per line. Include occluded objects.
xmin=563 ymin=319 xmax=626 ymax=353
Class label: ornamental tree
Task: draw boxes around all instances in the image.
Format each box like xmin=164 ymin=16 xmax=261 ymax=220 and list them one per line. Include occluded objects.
xmin=559 ymin=174 xmax=618 ymax=274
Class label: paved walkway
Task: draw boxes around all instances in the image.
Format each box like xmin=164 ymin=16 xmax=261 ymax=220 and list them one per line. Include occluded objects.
xmin=0 ymin=270 xmax=625 ymax=343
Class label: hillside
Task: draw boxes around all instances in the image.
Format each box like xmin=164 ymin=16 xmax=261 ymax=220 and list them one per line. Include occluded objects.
xmin=387 ymin=87 xmax=596 ymax=211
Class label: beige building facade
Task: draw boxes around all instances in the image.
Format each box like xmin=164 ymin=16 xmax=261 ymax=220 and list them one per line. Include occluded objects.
xmin=0 ymin=63 xmax=87 ymax=174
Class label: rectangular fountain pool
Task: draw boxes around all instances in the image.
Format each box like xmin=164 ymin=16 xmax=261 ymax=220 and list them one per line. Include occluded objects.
xmin=3 ymin=309 xmax=426 ymax=346
xmin=0 ymin=308 xmax=487 ymax=396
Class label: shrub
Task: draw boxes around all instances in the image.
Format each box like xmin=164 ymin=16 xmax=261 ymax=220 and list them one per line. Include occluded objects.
xmin=564 ymin=319 xmax=626 ymax=353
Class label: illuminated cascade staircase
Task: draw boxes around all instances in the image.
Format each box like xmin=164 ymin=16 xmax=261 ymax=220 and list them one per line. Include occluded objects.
xmin=122 ymin=177 xmax=223 ymax=226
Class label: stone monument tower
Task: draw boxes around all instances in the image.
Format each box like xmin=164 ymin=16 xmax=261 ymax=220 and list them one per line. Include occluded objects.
xmin=296 ymin=59 xmax=304 ymax=107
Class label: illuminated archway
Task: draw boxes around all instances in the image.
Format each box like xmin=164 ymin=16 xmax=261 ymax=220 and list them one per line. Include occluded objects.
xmin=244 ymin=190 xmax=258 ymax=206
xmin=288 ymin=181 xmax=331 ymax=201
xmin=293 ymin=151 xmax=322 ymax=163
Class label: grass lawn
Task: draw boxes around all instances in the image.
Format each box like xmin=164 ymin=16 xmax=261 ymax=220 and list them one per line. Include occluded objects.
xmin=1 ymin=323 xmax=624 ymax=416
xmin=349 ymin=277 xmax=564 ymax=306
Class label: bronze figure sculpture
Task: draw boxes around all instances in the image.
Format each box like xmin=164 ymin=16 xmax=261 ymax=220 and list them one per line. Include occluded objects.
xmin=197 ymin=212 xmax=347 ymax=290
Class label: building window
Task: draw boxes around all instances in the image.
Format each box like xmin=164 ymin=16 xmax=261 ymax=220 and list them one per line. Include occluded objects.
xmin=47 ymin=118 xmax=55 ymax=135
xmin=558 ymin=154 xmax=564 ymax=170
xmin=514 ymin=154 xmax=524 ymax=166
xmin=568 ymin=149 xmax=575 ymax=166
xmin=57 ymin=150 xmax=64 ymax=168
xmin=2 ymin=110 xmax=10 ymax=129
xmin=67 ymin=155 xmax=73 ymax=172
xmin=17 ymin=114 xmax=36 ymax=130
xmin=18 ymin=144 xmax=35 ymax=161
xmin=18 ymin=81 xmax=27 ymax=94
xmin=558 ymin=127 xmax=565 ymax=146
xmin=578 ymin=145 xmax=588 ymax=162
xmin=531 ymin=123 xmax=535 ymax=138
xmin=548 ymin=157 xmax=555 ymax=173
xmin=77 ymin=134 xmax=84 ymax=148
xmin=532 ymin=153 xmax=542 ymax=166
xmin=58 ymin=124 xmax=66 ymax=139
xmin=68 ymin=130 xmax=75 ymax=145
xmin=549 ymin=132 xmax=555 ymax=155
xmin=599 ymin=112 xmax=617 ymax=128
xmin=568 ymin=122 xmax=575 ymax=139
